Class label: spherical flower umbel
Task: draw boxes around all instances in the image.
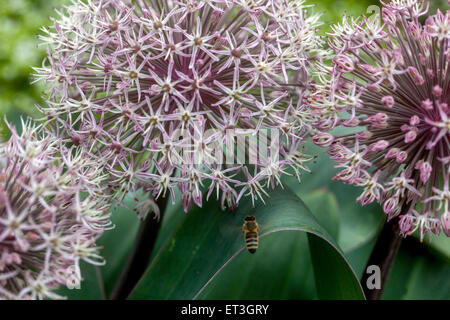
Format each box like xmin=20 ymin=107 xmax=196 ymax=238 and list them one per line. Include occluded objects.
xmin=35 ymin=0 xmax=326 ymax=212
xmin=318 ymin=0 xmax=450 ymax=241
xmin=0 ymin=120 xmax=111 ymax=300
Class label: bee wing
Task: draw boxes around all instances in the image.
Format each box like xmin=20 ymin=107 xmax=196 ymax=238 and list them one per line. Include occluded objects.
xmin=218 ymin=219 xmax=244 ymax=238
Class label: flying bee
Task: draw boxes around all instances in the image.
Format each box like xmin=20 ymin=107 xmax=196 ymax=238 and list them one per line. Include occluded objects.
xmin=243 ymin=215 xmax=259 ymax=254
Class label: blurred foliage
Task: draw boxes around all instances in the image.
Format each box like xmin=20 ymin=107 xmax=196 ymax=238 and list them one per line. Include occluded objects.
xmin=308 ymin=0 xmax=378 ymax=30
xmin=0 ymin=0 xmax=67 ymax=121
xmin=60 ymin=186 xmax=365 ymax=300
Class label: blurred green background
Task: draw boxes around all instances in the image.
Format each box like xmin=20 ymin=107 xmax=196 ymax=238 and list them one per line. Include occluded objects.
xmin=0 ymin=0 xmax=65 ymax=121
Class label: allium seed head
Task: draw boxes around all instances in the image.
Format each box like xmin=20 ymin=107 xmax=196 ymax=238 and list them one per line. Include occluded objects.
xmin=318 ymin=0 xmax=450 ymax=241
xmin=0 ymin=120 xmax=112 ymax=300
xmin=36 ymin=0 xmax=327 ymax=212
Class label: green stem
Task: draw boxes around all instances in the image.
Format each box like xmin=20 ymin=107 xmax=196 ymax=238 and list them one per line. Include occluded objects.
xmin=110 ymin=196 xmax=168 ymax=300
xmin=361 ymin=216 xmax=403 ymax=300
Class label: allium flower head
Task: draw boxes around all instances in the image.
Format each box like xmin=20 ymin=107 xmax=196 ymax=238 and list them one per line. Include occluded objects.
xmin=318 ymin=0 xmax=450 ymax=241
xmin=0 ymin=120 xmax=111 ymax=300
xmin=36 ymin=0 xmax=327 ymax=212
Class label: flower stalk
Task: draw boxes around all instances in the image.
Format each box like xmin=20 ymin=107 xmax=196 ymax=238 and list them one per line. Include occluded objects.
xmin=110 ymin=196 xmax=168 ymax=300
xmin=362 ymin=216 xmax=403 ymax=300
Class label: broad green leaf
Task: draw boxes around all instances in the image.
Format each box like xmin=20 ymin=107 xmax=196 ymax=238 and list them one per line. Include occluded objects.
xmin=341 ymin=236 xmax=450 ymax=300
xmin=147 ymin=191 xmax=318 ymax=299
xmin=129 ymin=186 xmax=364 ymax=300
xmin=198 ymin=231 xmax=317 ymax=299
xmin=150 ymin=190 xmax=187 ymax=260
xmin=284 ymin=144 xmax=383 ymax=252
xmin=383 ymin=239 xmax=450 ymax=300
xmin=302 ymin=188 xmax=340 ymax=239
xmin=343 ymin=238 xmax=376 ymax=278
xmin=308 ymin=234 xmax=364 ymax=299
xmin=422 ymin=234 xmax=450 ymax=263
xmin=287 ymin=142 xmax=449 ymax=260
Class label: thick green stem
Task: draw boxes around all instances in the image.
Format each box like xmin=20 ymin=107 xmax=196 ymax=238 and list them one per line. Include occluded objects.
xmin=361 ymin=216 xmax=403 ymax=300
xmin=110 ymin=196 xmax=168 ymax=300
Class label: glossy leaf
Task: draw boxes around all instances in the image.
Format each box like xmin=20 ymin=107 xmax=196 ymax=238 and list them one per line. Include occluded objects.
xmin=129 ymin=186 xmax=364 ymax=300
xmin=287 ymin=142 xmax=449 ymax=260
xmin=284 ymin=143 xmax=383 ymax=252
xmin=198 ymin=231 xmax=317 ymax=299
xmin=302 ymin=188 xmax=340 ymax=239
xmin=383 ymin=239 xmax=450 ymax=300
xmin=422 ymin=234 xmax=450 ymax=263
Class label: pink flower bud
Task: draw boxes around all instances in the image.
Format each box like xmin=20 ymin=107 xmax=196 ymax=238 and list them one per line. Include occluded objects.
xmin=312 ymin=132 xmax=334 ymax=147
xmin=401 ymin=124 xmax=410 ymax=132
xmin=408 ymin=67 xmax=425 ymax=85
xmin=365 ymin=113 xmax=388 ymax=128
xmin=370 ymin=140 xmax=389 ymax=151
xmin=357 ymin=131 xmax=373 ymax=140
xmin=383 ymin=196 xmax=399 ymax=216
xmin=385 ymin=147 xmax=399 ymax=159
xmin=432 ymin=85 xmax=443 ymax=97
xmin=212 ymin=9 xmax=223 ymax=19
xmin=421 ymin=99 xmax=434 ymax=110
xmin=382 ymin=8 xmax=397 ymax=25
xmin=333 ymin=54 xmax=354 ymax=73
xmin=404 ymin=129 xmax=417 ymax=143
xmin=415 ymin=160 xmax=432 ymax=184
xmin=342 ymin=117 xmax=360 ymax=127
xmin=357 ymin=189 xmax=376 ymax=206
xmin=381 ymin=95 xmax=395 ymax=108
xmin=399 ymin=214 xmax=415 ymax=236
xmin=396 ymin=151 xmax=407 ymax=163
xmin=410 ymin=115 xmax=420 ymax=126
xmin=414 ymin=74 xmax=425 ymax=85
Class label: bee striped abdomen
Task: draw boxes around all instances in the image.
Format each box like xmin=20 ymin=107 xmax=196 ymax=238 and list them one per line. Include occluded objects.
xmin=245 ymin=231 xmax=258 ymax=254
xmin=243 ymin=216 xmax=259 ymax=254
